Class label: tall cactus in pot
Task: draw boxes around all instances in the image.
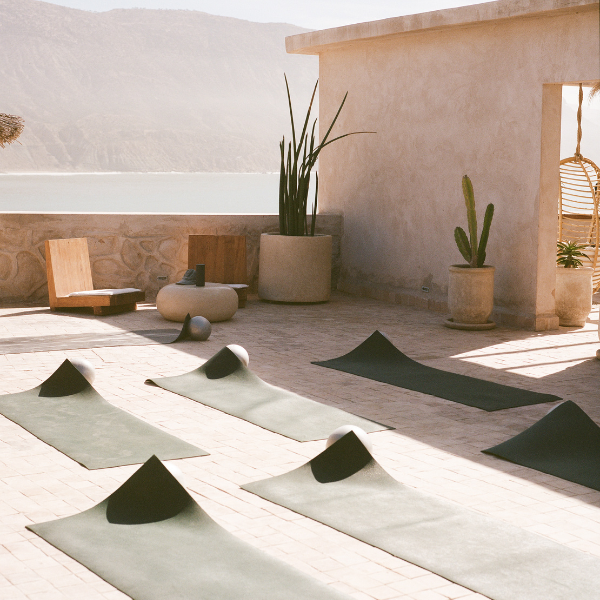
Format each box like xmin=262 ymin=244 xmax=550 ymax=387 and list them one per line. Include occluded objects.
xmin=454 ymin=175 xmax=494 ymax=268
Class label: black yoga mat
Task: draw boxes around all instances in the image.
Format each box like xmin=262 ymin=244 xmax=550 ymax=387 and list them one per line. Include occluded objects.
xmin=243 ymin=432 xmax=600 ymax=600
xmin=0 ymin=360 xmax=207 ymax=469
xmin=167 ymin=313 xmax=193 ymax=343
xmin=0 ymin=328 xmax=182 ymax=354
xmin=146 ymin=347 xmax=391 ymax=442
xmin=28 ymin=456 xmax=351 ymax=600
xmin=313 ymin=330 xmax=560 ymax=411
xmin=483 ymin=401 xmax=600 ymax=491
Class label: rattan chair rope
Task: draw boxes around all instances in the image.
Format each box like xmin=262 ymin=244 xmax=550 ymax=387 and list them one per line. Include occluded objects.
xmin=558 ymin=84 xmax=600 ymax=292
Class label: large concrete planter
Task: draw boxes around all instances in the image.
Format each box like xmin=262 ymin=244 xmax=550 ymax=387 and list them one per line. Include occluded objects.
xmin=445 ymin=265 xmax=495 ymax=330
xmin=555 ymin=266 xmax=592 ymax=327
xmin=258 ymin=233 xmax=332 ymax=302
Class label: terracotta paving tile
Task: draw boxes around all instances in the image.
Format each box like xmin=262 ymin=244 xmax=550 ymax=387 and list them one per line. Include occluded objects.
xmin=0 ymin=296 xmax=599 ymax=598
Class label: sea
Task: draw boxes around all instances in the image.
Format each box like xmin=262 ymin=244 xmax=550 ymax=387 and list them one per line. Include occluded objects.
xmin=0 ymin=172 xmax=281 ymax=214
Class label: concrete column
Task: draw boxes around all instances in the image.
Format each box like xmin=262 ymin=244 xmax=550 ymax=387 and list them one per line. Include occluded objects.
xmin=533 ymin=84 xmax=563 ymax=330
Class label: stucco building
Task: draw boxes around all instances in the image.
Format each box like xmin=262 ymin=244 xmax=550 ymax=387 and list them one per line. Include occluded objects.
xmin=287 ymin=0 xmax=600 ymax=329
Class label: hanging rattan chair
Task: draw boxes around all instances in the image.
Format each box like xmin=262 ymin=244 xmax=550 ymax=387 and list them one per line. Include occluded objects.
xmin=558 ymin=84 xmax=600 ymax=292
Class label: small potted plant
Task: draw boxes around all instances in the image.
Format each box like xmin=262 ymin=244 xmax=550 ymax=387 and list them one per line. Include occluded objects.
xmin=445 ymin=175 xmax=495 ymax=330
xmin=555 ymin=240 xmax=593 ymax=327
xmin=258 ymin=76 xmax=372 ymax=302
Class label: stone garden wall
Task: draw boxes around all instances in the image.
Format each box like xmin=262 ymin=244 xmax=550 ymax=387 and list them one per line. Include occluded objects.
xmin=0 ymin=213 xmax=343 ymax=306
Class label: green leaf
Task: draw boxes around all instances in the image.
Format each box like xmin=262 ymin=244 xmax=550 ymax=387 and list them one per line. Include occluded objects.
xmin=477 ymin=203 xmax=494 ymax=267
xmin=462 ymin=175 xmax=478 ymax=267
xmin=557 ymin=240 xmax=588 ymax=267
xmin=454 ymin=227 xmax=472 ymax=263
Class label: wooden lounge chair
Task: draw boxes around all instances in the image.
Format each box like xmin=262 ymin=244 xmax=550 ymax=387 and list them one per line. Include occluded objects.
xmin=45 ymin=237 xmax=145 ymax=315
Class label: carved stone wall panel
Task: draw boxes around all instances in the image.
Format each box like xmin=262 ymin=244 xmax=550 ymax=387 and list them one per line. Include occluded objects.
xmin=0 ymin=214 xmax=342 ymax=305
xmin=121 ymin=239 xmax=145 ymax=271
xmin=88 ymin=236 xmax=121 ymax=257
xmin=157 ymin=238 xmax=179 ymax=262
xmin=14 ymin=252 xmax=47 ymax=300
xmin=0 ymin=229 xmax=32 ymax=252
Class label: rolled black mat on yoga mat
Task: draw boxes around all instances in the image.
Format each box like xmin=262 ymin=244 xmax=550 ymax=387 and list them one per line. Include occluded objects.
xmin=0 ymin=360 xmax=207 ymax=469
xmin=313 ymin=330 xmax=560 ymax=411
xmin=146 ymin=346 xmax=391 ymax=441
xmin=483 ymin=400 xmax=600 ymax=491
xmin=28 ymin=456 xmax=351 ymax=600
xmin=166 ymin=313 xmax=193 ymax=343
xmin=242 ymin=432 xmax=600 ymax=600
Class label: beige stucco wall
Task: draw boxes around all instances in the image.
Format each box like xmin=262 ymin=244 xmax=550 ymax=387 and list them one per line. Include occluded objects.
xmin=0 ymin=213 xmax=342 ymax=306
xmin=287 ymin=0 xmax=600 ymax=329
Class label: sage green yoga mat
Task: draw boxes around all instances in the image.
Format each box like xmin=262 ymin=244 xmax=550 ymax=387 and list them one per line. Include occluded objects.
xmin=243 ymin=432 xmax=600 ymax=600
xmin=0 ymin=360 xmax=207 ymax=469
xmin=28 ymin=456 xmax=351 ymax=600
xmin=146 ymin=347 xmax=391 ymax=441
xmin=483 ymin=401 xmax=600 ymax=491
xmin=313 ymin=331 xmax=560 ymax=410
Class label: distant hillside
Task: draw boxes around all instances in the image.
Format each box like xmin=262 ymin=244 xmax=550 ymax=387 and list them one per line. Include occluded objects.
xmin=0 ymin=0 xmax=317 ymax=172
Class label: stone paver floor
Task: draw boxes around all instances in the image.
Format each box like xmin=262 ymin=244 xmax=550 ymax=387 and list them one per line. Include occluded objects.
xmin=1 ymin=292 xmax=599 ymax=600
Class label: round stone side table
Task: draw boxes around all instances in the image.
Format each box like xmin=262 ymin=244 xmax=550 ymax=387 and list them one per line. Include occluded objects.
xmin=156 ymin=283 xmax=238 ymax=322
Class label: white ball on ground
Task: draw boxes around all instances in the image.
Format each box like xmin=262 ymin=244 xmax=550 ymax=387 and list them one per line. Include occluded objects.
xmin=227 ymin=344 xmax=249 ymax=367
xmin=326 ymin=425 xmax=373 ymax=453
xmin=69 ymin=358 xmax=96 ymax=384
xmin=189 ymin=316 xmax=212 ymax=341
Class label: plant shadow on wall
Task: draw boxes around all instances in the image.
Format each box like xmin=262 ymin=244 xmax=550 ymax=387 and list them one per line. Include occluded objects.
xmin=259 ymin=76 xmax=374 ymax=303
xmin=445 ymin=175 xmax=496 ymax=331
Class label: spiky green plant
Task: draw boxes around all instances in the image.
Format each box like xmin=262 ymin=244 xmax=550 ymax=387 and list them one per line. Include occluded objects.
xmin=454 ymin=175 xmax=494 ymax=268
xmin=557 ymin=240 xmax=587 ymax=268
xmin=279 ymin=76 xmax=373 ymax=236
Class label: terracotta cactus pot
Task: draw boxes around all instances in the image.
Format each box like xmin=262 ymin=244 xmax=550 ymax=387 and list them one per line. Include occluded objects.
xmin=446 ymin=265 xmax=495 ymax=329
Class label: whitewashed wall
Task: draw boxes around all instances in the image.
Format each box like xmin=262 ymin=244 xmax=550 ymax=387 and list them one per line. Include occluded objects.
xmin=287 ymin=0 xmax=600 ymax=329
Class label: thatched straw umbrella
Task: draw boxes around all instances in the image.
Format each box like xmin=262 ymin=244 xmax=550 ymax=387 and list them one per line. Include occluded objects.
xmin=0 ymin=113 xmax=24 ymax=148
xmin=590 ymin=82 xmax=600 ymax=101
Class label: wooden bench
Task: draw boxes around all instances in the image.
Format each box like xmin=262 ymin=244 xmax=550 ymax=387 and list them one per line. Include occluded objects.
xmin=45 ymin=238 xmax=145 ymax=316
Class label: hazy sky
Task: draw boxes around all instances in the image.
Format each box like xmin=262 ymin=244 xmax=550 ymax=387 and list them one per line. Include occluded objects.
xmin=40 ymin=0 xmax=493 ymax=29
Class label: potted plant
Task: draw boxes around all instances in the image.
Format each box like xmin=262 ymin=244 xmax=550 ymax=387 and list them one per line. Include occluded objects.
xmin=555 ymin=240 xmax=593 ymax=327
xmin=258 ymin=76 xmax=371 ymax=302
xmin=445 ymin=175 xmax=495 ymax=330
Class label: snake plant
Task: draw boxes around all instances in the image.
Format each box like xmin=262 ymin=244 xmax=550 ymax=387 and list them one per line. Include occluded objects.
xmin=279 ymin=75 xmax=372 ymax=236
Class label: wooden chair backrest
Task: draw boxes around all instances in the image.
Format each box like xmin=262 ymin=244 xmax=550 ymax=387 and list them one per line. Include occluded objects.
xmin=46 ymin=238 xmax=94 ymax=302
xmin=188 ymin=235 xmax=247 ymax=284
